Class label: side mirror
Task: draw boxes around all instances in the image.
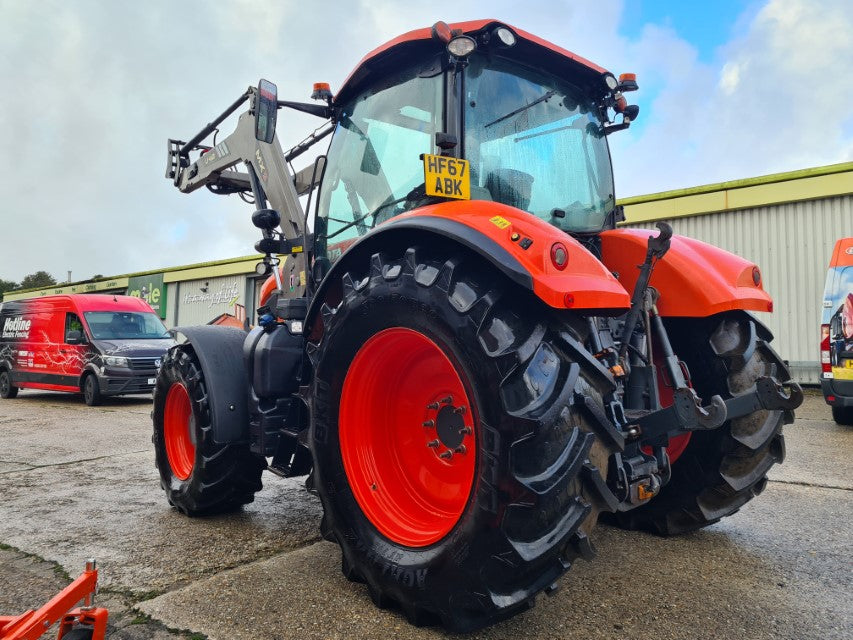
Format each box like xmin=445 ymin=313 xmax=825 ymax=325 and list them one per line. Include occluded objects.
xmin=66 ymin=330 xmax=84 ymax=345
xmin=255 ymin=79 xmax=278 ymax=143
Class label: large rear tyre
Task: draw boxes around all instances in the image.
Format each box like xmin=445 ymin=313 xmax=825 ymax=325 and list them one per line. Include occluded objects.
xmin=607 ymin=311 xmax=790 ymax=535
xmin=309 ymin=247 xmax=619 ymax=632
xmin=152 ymin=345 xmax=265 ymax=516
xmin=0 ymin=369 xmax=18 ymax=399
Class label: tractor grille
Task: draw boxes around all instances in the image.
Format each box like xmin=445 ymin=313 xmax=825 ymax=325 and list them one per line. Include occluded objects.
xmin=127 ymin=357 xmax=161 ymax=371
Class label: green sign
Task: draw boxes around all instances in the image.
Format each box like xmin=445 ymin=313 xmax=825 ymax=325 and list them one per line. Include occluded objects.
xmin=127 ymin=273 xmax=167 ymax=319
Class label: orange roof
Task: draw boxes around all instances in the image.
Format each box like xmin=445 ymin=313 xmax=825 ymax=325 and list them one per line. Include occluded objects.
xmin=335 ymin=19 xmax=608 ymax=102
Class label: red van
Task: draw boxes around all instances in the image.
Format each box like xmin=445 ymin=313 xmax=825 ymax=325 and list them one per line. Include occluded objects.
xmin=0 ymin=294 xmax=174 ymax=405
xmin=821 ymin=237 xmax=853 ymax=424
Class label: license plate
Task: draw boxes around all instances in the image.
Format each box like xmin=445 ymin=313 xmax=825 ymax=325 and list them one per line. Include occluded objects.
xmin=148 ymin=378 xmax=156 ymax=385
xmin=423 ymin=154 xmax=470 ymax=200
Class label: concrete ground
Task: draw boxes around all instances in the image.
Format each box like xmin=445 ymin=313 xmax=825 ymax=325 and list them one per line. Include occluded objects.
xmin=0 ymin=389 xmax=850 ymax=639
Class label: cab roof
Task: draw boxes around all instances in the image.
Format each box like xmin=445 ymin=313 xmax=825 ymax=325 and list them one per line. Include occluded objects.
xmin=334 ymin=19 xmax=610 ymax=105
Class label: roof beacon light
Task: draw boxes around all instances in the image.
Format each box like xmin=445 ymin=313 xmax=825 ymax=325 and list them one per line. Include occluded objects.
xmin=494 ymin=26 xmax=516 ymax=47
xmin=431 ymin=21 xmax=453 ymax=43
xmin=618 ymin=73 xmax=638 ymax=92
xmin=447 ymin=34 xmax=477 ymax=58
xmin=311 ymin=82 xmax=333 ymax=102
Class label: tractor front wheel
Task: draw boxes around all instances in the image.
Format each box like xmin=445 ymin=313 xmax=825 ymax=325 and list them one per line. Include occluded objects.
xmin=310 ymin=247 xmax=617 ymax=631
xmin=152 ymin=345 xmax=265 ymax=515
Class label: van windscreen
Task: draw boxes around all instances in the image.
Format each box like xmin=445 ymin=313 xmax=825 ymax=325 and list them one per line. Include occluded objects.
xmin=84 ymin=312 xmax=170 ymax=340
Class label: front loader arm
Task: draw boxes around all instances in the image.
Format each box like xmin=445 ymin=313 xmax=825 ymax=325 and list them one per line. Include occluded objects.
xmin=165 ymin=88 xmax=306 ymax=241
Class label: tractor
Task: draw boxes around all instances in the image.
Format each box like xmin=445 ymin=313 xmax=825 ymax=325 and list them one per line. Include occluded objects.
xmin=157 ymin=20 xmax=803 ymax=632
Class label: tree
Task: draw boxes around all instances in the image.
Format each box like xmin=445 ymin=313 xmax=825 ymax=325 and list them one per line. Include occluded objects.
xmin=0 ymin=278 xmax=19 ymax=299
xmin=19 ymin=271 xmax=57 ymax=290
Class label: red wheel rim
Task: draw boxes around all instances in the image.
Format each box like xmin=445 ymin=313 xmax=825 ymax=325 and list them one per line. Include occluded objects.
xmin=340 ymin=328 xmax=477 ymax=547
xmin=164 ymin=383 xmax=195 ymax=480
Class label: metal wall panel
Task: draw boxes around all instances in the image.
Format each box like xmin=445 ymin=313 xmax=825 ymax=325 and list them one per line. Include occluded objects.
xmin=626 ymin=194 xmax=853 ymax=384
xmin=165 ymin=282 xmax=179 ymax=329
xmin=175 ymin=275 xmax=247 ymax=327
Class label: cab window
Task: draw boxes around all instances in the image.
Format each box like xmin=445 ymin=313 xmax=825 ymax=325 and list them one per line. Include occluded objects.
xmin=64 ymin=313 xmax=85 ymax=343
xmin=316 ymin=62 xmax=443 ymax=259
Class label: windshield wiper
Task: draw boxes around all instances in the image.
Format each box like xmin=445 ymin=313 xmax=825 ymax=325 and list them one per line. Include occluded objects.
xmin=484 ymin=90 xmax=556 ymax=129
xmin=327 ymin=184 xmax=426 ymax=240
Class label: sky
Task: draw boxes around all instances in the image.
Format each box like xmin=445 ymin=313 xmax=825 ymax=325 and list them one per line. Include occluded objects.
xmin=0 ymin=0 xmax=851 ymax=284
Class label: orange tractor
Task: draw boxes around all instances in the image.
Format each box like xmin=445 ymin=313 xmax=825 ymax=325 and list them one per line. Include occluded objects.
xmin=159 ymin=20 xmax=802 ymax=631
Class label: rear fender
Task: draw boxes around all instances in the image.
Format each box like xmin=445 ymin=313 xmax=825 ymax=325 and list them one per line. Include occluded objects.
xmin=307 ymin=201 xmax=630 ymax=329
xmin=170 ymin=325 xmax=250 ymax=444
xmin=600 ymin=229 xmax=773 ymax=316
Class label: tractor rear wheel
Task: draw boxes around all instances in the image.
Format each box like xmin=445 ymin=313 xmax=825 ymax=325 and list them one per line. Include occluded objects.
xmin=607 ymin=311 xmax=790 ymax=535
xmin=152 ymin=345 xmax=265 ymax=515
xmin=0 ymin=369 xmax=18 ymax=399
xmin=309 ymin=246 xmax=618 ymax=632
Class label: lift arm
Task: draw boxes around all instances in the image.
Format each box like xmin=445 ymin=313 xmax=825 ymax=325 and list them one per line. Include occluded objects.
xmin=165 ymin=86 xmax=307 ymax=242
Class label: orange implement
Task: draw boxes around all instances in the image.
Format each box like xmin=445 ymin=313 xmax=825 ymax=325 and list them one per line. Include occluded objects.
xmin=0 ymin=560 xmax=108 ymax=640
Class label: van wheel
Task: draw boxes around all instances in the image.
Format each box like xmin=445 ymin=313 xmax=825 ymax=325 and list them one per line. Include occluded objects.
xmin=0 ymin=370 xmax=18 ymax=399
xmin=82 ymin=373 xmax=102 ymax=406
xmin=831 ymin=406 xmax=853 ymax=425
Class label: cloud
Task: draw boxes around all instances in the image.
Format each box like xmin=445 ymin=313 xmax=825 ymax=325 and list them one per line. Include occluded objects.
xmin=610 ymin=0 xmax=853 ymax=195
xmin=0 ymin=0 xmax=849 ymax=283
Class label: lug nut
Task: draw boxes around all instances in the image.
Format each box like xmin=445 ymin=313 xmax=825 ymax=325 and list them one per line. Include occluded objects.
xmin=427 ymin=439 xmax=440 ymax=448
xmin=453 ymin=406 xmax=467 ymax=415
xmin=459 ymin=426 xmax=473 ymax=435
xmin=454 ymin=445 xmax=467 ymax=455
xmin=426 ymin=402 xmax=439 ymax=410
xmin=439 ymin=450 xmax=453 ymax=459
xmin=422 ymin=420 xmax=435 ymax=428
xmin=440 ymin=396 xmax=453 ymax=404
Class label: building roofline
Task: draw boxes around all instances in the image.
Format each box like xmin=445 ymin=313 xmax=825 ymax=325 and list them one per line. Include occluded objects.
xmin=618 ymin=161 xmax=853 ymax=206
xmin=618 ymin=161 xmax=853 ymax=224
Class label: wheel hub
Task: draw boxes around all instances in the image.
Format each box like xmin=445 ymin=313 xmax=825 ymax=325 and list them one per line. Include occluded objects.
xmin=424 ymin=397 xmax=471 ymax=460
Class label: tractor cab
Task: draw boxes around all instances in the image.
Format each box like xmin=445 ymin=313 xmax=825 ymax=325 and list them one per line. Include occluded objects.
xmin=314 ymin=20 xmax=638 ymax=261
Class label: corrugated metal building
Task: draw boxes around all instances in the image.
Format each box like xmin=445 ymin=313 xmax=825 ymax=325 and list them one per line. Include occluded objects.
xmin=5 ymin=162 xmax=851 ymax=383
xmin=620 ymin=162 xmax=853 ymax=384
